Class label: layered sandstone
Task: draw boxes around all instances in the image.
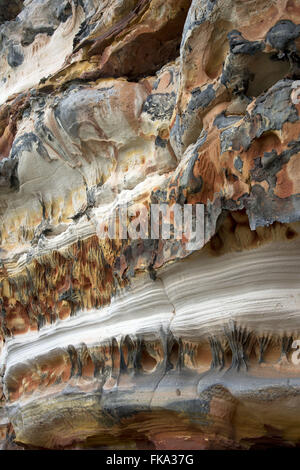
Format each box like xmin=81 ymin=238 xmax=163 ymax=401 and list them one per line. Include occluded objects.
xmin=1 ymin=0 xmax=300 ymax=449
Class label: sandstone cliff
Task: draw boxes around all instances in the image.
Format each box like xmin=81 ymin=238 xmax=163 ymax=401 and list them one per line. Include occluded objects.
xmin=1 ymin=0 xmax=300 ymax=450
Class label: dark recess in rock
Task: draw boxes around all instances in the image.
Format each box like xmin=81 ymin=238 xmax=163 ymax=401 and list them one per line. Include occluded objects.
xmin=0 ymin=0 xmax=23 ymax=23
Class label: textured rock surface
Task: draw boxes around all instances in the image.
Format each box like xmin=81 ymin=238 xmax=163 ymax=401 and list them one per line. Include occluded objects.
xmin=1 ymin=0 xmax=300 ymax=449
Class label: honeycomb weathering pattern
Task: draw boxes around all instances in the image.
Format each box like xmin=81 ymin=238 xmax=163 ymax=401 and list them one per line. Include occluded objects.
xmin=1 ymin=0 xmax=300 ymax=449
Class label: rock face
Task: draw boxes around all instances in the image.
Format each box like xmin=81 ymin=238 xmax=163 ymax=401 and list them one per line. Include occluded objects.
xmin=1 ymin=0 xmax=300 ymax=450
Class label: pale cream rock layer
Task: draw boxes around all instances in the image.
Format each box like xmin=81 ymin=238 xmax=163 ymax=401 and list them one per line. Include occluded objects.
xmin=2 ymin=238 xmax=300 ymax=376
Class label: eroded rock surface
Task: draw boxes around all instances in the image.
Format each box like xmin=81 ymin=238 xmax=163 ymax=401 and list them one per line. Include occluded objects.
xmin=1 ymin=0 xmax=300 ymax=449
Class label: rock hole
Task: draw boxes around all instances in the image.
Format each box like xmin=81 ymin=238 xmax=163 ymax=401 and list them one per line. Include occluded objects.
xmin=247 ymin=341 xmax=258 ymax=366
xmin=82 ymin=354 xmax=94 ymax=378
xmin=263 ymin=341 xmax=281 ymax=363
xmin=112 ymin=338 xmax=120 ymax=372
xmin=122 ymin=343 xmax=128 ymax=366
xmin=286 ymin=228 xmax=297 ymax=240
xmin=224 ymin=347 xmax=233 ymax=368
xmin=204 ymin=20 xmax=232 ymax=80
xmin=246 ymin=53 xmax=291 ymax=98
xmin=90 ymin=0 xmax=192 ymax=80
xmin=169 ymin=342 xmax=179 ymax=369
xmin=141 ymin=347 xmax=157 ymax=373
xmin=195 ymin=342 xmax=213 ymax=370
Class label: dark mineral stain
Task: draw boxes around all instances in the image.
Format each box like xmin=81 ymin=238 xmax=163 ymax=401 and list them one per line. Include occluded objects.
xmin=234 ymin=156 xmax=243 ymax=173
xmin=0 ymin=157 xmax=19 ymax=190
xmin=56 ymin=1 xmax=72 ymax=23
xmin=10 ymin=132 xmax=50 ymax=162
xmin=21 ymin=27 xmax=55 ymax=47
xmin=214 ymin=112 xmax=241 ymax=129
xmin=250 ymin=138 xmax=300 ymax=189
xmin=266 ymin=20 xmax=300 ymax=53
xmin=187 ymin=84 xmax=216 ymax=113
xmin=228 ymin=30 xmax=263 ymax=56
xmin=7 ymin=43 xmax=24 ymax=67
xmin=142 ymin=92 xmax=176 ymax=121
xmin=155 ymin=135 xmax=168 ymax=148
xmin=220 ymin=80 xmax=299 ymax=153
